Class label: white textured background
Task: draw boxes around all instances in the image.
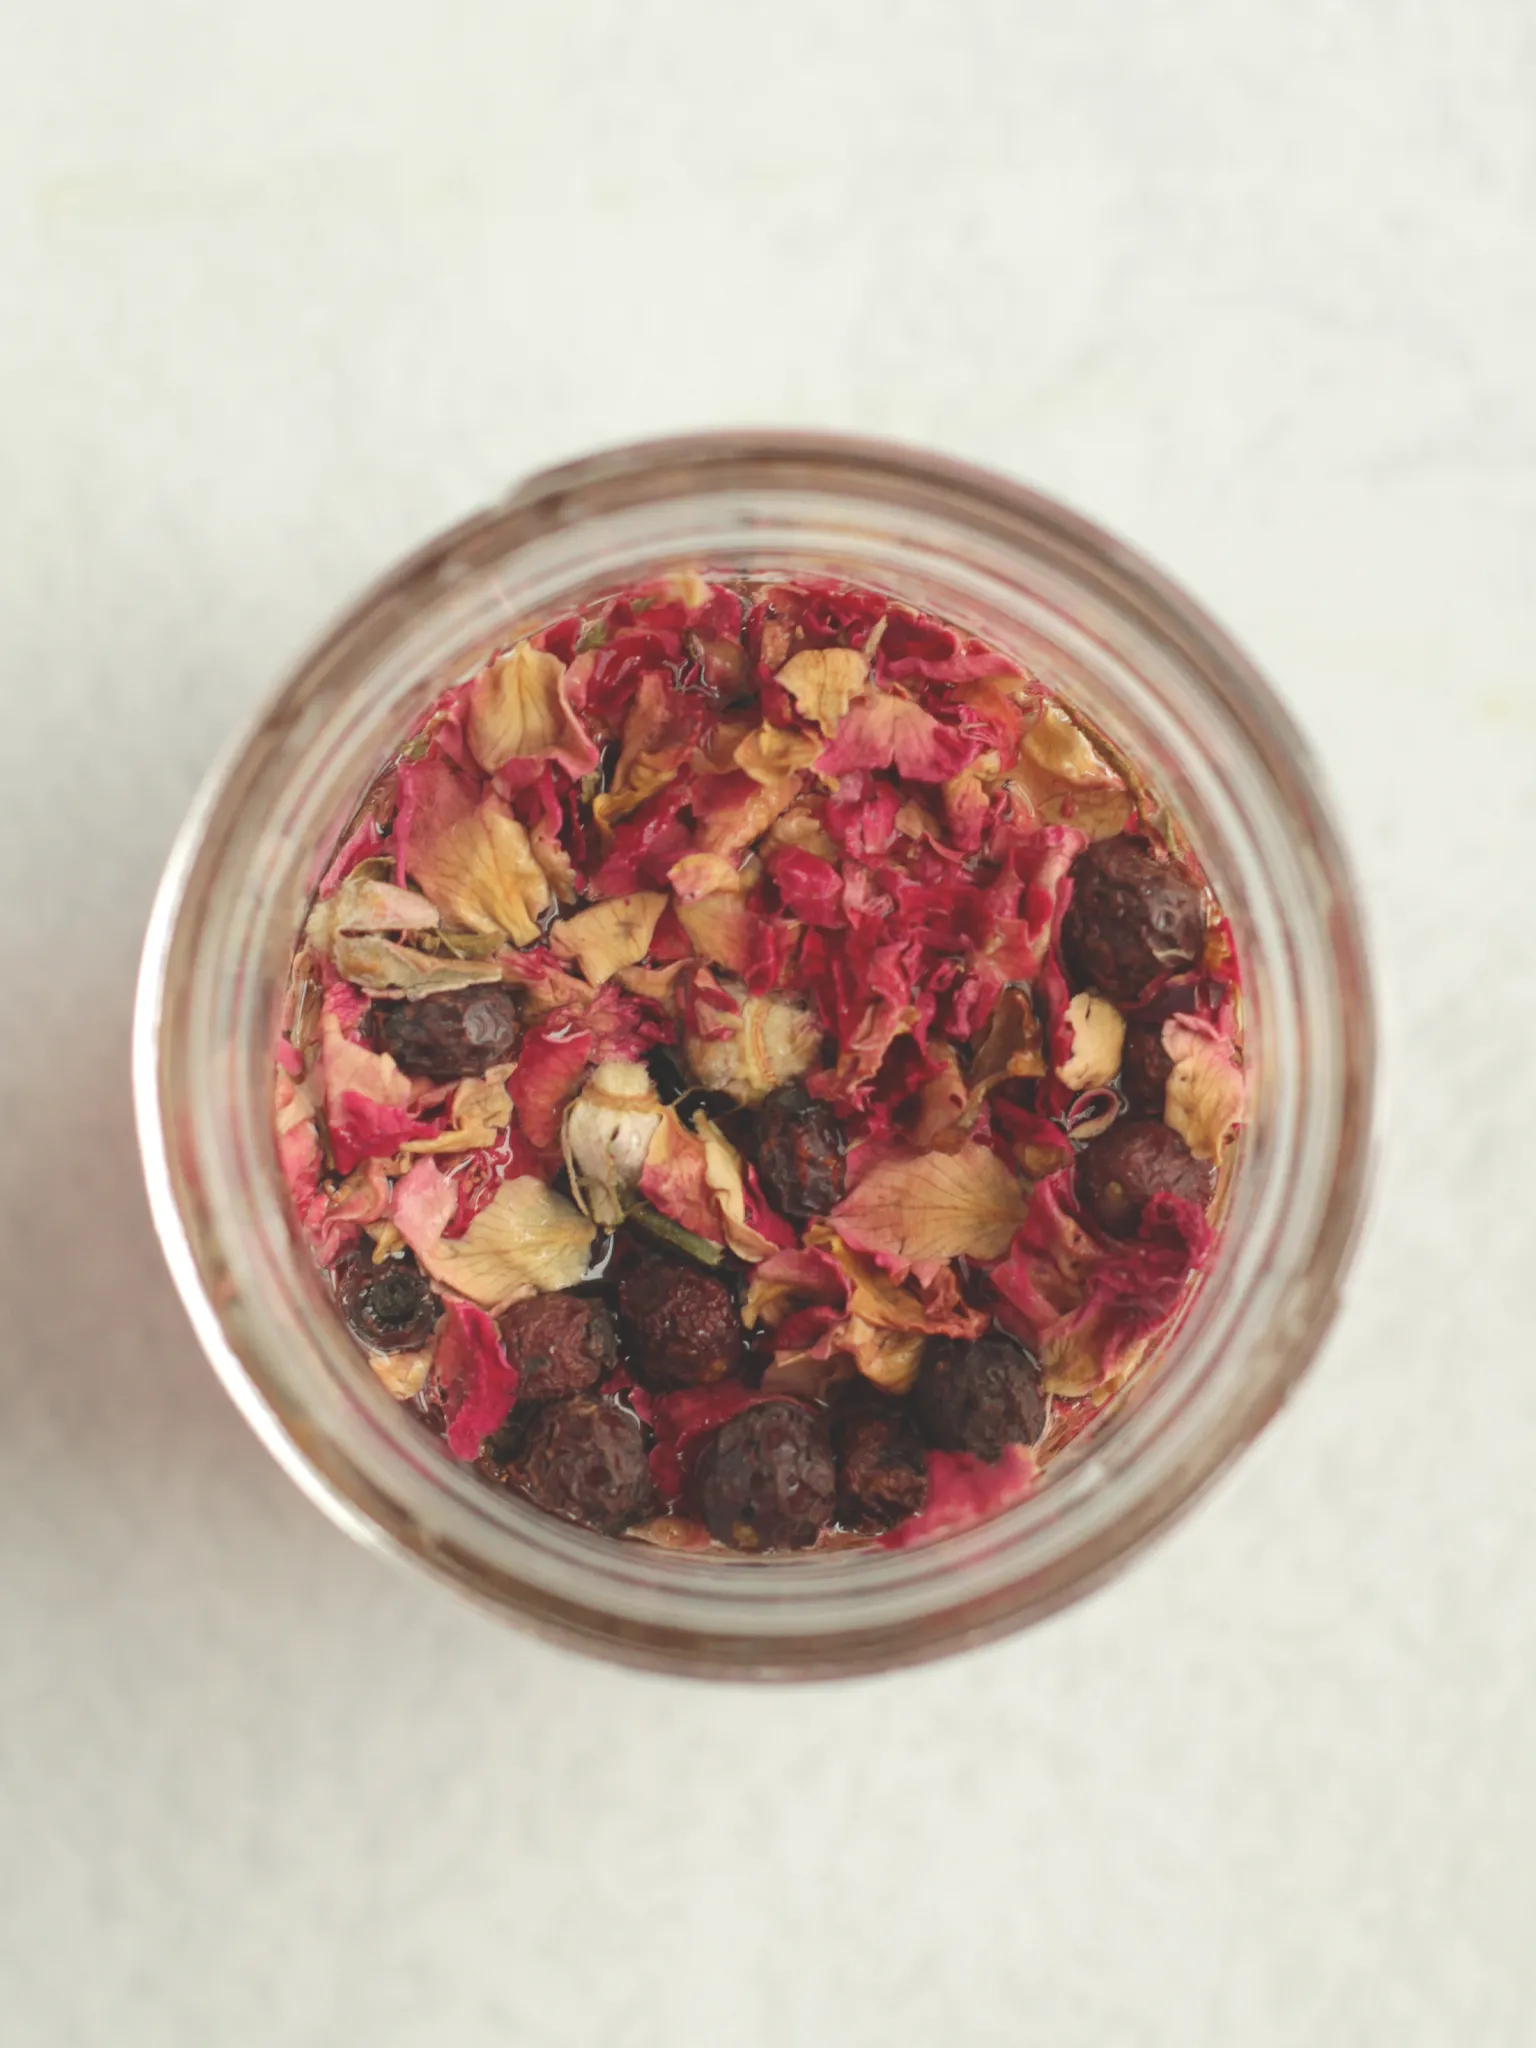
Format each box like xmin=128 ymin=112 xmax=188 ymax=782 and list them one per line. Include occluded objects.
xmin=3 ymin=4 xmax=1533 ymax=2043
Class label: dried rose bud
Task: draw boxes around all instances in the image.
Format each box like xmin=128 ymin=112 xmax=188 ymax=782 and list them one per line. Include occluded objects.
xmin=690 ymin=1400 xmax=836 ymax=1551
xmin=683 ymin=983 xmax=821 ymax=1106
xmin=618 ymin=1252 xmax=743 ymax=1390
xmin=1061 ymin=836 xmax=1204 ymax=1004
xmin=562 ymin=1060 xmax=664 ymax=1227
xmin=335 ymin=1250 xmax=440 ymax=1353
xmin=912 ymin=1334 xmax=1046 ymax=1460
xmin=496 ymin=1396 xmax=654 ymax=1536
xmin=376 ymin=985 xmax=521 ymax=1080
xmin=1075 ymin=1117 xmax=1215 ymax=1237
xmin=498 ymin=1292 xmax=618 ymax=1403
xmin=751 ymin=1085 xmax=846 ymax=1218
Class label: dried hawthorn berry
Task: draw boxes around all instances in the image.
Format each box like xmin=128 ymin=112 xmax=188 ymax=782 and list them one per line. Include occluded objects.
xmin=476 ymin=1403 xmax=532 ymax=1477
xmin=835 ymin=1404 xmax=929 ymax=1530
xmin=1076 ymin=1117 xmax=1215 ymax=1237
xmin=617 ymin=1252 xmax=743 ymax=1390
xmin=376 ymin=986 xmax=520 ymax=1081
xmin=752 ymin=1085 xmax=846 ymax=1218
xmin=335 ymin=1251 xmax=440 ymax=1353
xmin=912 ymin=1334 xmax=1046 ymax=1460
xmin=1061 ymin=835 xmax=1204 ymax=1004
xmin=498 ymin=1292 xmax=617 ymax=1403
xmin=1119 ymin=1017 xmax=1175 ymax=1114
xmin=500 ymin=1396 xmax=654 ymax=1536
xmin=690 ymin=1400 xmax=836 ymax=1552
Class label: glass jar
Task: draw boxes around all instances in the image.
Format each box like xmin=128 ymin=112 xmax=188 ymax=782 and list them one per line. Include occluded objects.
xmin=134 ymin=432 xmax=1375 ymax=1679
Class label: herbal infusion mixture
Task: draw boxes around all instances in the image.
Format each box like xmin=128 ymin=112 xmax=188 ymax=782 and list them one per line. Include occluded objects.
xmin=276 ymin=574 xmax=1243 ymax=1551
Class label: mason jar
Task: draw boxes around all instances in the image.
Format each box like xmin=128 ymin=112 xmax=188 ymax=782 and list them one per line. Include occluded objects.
xmin=134 ymin=431 xmax=1375 ymax=1678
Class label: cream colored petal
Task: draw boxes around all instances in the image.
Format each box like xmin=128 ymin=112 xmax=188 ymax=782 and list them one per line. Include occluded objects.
xmin=332 ymin=934 xmax=506 ymax=998
xmin=775 ymin=647 xmax=869 ymax=735
xmin=1021 ymin=704 xmax=1121 ymax=789
xmin=831 ymin=1146 xmax=1028 ymax=1264
xmin=549 ymin=891 xmax=668 ymax=984
xmin=415 ymin=1177 xmax=595 ymax=1312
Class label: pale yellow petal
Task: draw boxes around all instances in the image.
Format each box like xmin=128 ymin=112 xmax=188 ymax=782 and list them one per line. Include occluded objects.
xmin=369 ymin=1349 xmax=432 ymax=1400
xmin=410 ymin=799 xmax=551 ymax=943
xmin=1021 ymin=704 xmax=1121 ymax=788
xmin=549 ymin=891 xmax=668 ymax=984
xmin=332 ymin=935 xmax=506 ymax=999
xmin=1163 ymin=1019 xmax=1244 ymax=1162
xmin=831 ymin=1145 xmax=1027 ymax=1263
xmin=417 ymin=1176 xmax=595 ymax=1312
xmin=775 ymin=647 xmax=869 ymax=735
xmin=467 ymin=641 xmax=593 ymax=776
xmin=401 ymin=1066 xmax=514 ymax=1156
xmin=667 ymin=852 xmax=746 ymax=900
xmin=306 ymin=874 xmax=440 ymax=956
xmin=734 ymin=723 xmax=823 ymax=784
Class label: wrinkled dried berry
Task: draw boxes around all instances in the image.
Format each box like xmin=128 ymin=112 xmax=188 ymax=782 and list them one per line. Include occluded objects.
xmin=691 ymin=1400 xmax=836 ymax=1551
xmin=1119 ymin=1017 xmax=1175 ymax=1114
xmin=1061 ymin=836 xmax=1204 ymax=1004
xmin=912 ymin=1334 xmax=1046 ymax=1460
xmin=618 ymin=1252 xmax=743 ymax=1390
xmin=751 ymin=1085 xmax=846 ymax=1218
xmin=476 ymin=1403 xmax=533 ymax=1476
xmin=376 ymin=985 xmax=521 ymax=1080
xmin=495 ymin=1395 xmax=654 ymax=1535
xmin=336 ymin=1251 xmax=440 ymax=1352
xmin=1076 ymin=1117 xmax=1215 ymax=1237
xmin=835 ymin=1405 xmax=929 ymax=1529
xmin=498 ymin=1292 xmax=617 ymax=1403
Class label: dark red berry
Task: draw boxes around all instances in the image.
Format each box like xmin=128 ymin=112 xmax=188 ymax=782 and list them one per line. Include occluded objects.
xmin=335 ymin=1250 xmax=440 ymax=1352
xmin=617 ymin=1252 xmax=743 ymax=1391
xmin=751 ymin=1085 xmax=846 ymax=1219
xmin=1119 ymin=1018 xmax=1174 ymax=1114
xmin=835 ymin=1405 xmax=929 ymax=1530
xmin=690 ymin=1400 xmax=836 ymax=1551
xmin=497 ymin=1293 xmax=617 ymax=1403
xmin=496 ymin=1396 xmax=654 ymax=1536
xmin=376 ymin=985 xmax=520 ymax=1080
xmin=1061 ymin=836 xmax=1204 ymax=1004
xmin=1076 ymin=1117 xmax=1215 ymax=1237
xmin=912 ymin=1334 xmax=1046 ymax=1460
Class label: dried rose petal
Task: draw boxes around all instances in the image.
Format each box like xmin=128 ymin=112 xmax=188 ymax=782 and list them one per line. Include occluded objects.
xmin=432 ymin=1300 xmax=521 ymax=1459
xmin=393 ymin=1158 xmax=594 ymax=1312
xmin=831 ymin=1144 xmax=1028 ymax=1265
xmin=1162 ymin=1016 xmax=1244 ymax=1161
xmin=549 ymin=891 xmax=668 ymax=984
xmin=775 ymin=646 xmax=869 ymax=734
xmin=467 ymin=641 xmax=598 ymax=779
xmin=397 ymin=756 xmax=551 ymax=943
xmin=289 ymin=572 xmax=1242 ymax=1556
xmin=815 ymin=688 xmax=984 ymax=784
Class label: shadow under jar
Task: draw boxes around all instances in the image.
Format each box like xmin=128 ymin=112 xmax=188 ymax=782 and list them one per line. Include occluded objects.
xmin=135 ymin=432 xmax=1374 ymax=1679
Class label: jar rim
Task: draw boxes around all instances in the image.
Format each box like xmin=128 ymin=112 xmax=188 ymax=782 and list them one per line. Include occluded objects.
xmin=134 ymin=430 xmax=1376 ymax=1678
